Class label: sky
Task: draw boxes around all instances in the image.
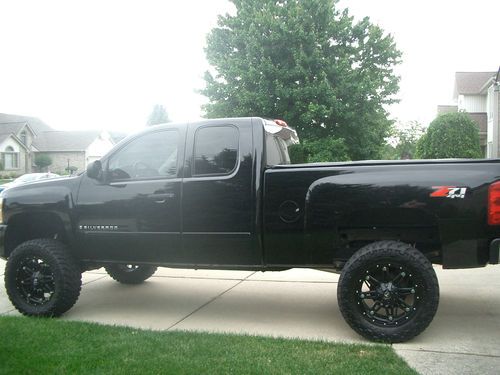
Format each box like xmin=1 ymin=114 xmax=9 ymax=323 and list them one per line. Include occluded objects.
xmin=0 ymin=0 xmax=499 ymax=133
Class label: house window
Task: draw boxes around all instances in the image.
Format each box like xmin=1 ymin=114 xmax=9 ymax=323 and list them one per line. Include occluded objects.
xmin=3 ymin=146 xmax=19 ymax=169
xmin=20 ymin=131 xmax=27 ymax=145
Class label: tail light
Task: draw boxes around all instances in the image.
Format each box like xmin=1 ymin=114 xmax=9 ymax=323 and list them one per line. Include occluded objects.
xmin=488 ymin=181 xmax=500 ymax=225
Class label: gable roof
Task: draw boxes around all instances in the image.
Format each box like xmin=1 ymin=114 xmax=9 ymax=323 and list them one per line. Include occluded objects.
xmin=454 ymin=72 xmax=496 ymax=98
xmin=0 ymin=132 xmax=29 ymax=150
xmin=34 ymin=131 xmax=101 ymax=152
xmin=0 ymin=113 xmax=53 ymax=134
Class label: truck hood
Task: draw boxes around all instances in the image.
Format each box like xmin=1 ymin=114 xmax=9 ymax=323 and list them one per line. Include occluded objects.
xmin=1 ymin=175 xmax=81 ymax=199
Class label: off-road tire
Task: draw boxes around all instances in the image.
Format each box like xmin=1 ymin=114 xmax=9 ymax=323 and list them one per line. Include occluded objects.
xmin=105 ymin=264 xmax=157 ymax=284
xmin=5 ymin=239 xmax=82 ymax=317
xmin=338 ymin=241 xmax=439 ymax=343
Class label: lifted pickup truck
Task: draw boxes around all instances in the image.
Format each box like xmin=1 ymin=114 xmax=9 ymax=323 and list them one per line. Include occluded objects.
xmin=1 ymin=117 xmax=500 ymax=342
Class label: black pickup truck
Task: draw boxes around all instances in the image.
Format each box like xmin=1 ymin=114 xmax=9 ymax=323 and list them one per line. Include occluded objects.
xmin=1 ymin=117 xmax=500 ymax=342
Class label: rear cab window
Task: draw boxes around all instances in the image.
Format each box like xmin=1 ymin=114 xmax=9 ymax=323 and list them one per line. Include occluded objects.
xmin=193 ymin=126 xmax=239 ymax=176
xmin=263 ymin=119 xmax=299 ymax=166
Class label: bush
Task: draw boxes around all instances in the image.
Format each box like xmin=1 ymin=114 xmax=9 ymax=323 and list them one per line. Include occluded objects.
xmin=34 ymin=154 xmax=53 ymax=171
xmin=416 ymin=112 xmax=482 ymax=159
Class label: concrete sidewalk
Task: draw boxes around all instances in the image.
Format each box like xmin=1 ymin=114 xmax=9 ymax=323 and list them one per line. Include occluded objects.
xmin=1 ymin=258 xmax=499 ymax=374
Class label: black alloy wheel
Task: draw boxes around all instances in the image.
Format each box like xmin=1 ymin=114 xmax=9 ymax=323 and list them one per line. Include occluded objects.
xmin=15 ymin=255 xmax=56 ymax=306
xmin=338 ymin=241 xmax=439 ymax=343
xmin=5 ymin=239 xmax=82 ymax=317
xmin=105 ymin=264 xmax=157 ymax=284
xmin=355 ymin=262 xmax=421 ymax=327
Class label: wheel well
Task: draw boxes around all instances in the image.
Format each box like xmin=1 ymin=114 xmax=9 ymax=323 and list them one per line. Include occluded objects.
xmin=332 ymin=238 xmax=442 ymax=271
xmin=5 ymin=212 xmax=68 ymax=257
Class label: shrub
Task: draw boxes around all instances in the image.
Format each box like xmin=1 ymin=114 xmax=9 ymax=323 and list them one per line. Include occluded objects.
xmin=416 ymin=112 xmax=482 ymax=159
xmin=34 ymin=154 xmax=53 ymax=171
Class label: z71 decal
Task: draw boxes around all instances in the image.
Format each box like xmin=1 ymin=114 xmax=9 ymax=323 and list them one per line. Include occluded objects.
xmin=430 ymin=186 xmax=467 ymax=199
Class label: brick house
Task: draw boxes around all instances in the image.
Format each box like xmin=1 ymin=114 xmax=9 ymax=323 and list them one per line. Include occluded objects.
xmin=0 ymin=113 xmax=117 ymax=175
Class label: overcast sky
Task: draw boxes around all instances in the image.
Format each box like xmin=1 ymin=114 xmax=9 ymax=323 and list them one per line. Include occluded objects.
xmin=1 ymin=0 xmax=499 ymax=133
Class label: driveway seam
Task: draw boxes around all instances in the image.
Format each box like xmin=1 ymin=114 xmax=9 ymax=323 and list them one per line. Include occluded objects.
xmin=166 ymin=271 xmax=257 ymax=331
xmin=395 ymin=347 xmax=500 ymax=359
xmin=83 ymin=275 xmax=107 ymax=285
xmin=0 ymin=308 xmax=16 ymax=316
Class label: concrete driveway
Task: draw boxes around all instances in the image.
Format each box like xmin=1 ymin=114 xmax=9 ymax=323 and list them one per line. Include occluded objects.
xmin=1 ymin=258 xmax=499 ymax=374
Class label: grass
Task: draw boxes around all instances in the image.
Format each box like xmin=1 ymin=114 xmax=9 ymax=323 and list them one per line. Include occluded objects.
xmin=0 ymin=179 xmax=13 ymax=184
xmin=0 ymin=316 xmax=416 ymax=375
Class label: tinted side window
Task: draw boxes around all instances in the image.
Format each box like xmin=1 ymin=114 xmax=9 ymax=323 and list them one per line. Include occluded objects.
xmin=193 ymin=126 xmax=239 ymax=176
xmin=108 ymin=130 xmax=179 ymax=180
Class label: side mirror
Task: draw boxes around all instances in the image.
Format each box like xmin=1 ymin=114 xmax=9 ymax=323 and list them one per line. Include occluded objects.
xmin=87 ymin=160 xmax=102 ymax=180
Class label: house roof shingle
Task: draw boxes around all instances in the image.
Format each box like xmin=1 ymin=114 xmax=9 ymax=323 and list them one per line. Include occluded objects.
xmin=34 ymin=131 xmax=101 ymax=151
xmin=0 ymin=121 xmax=28 ymax=136
xmin=454 ymin=72 xmax=496 ymax=97
xmin=0 ymin=113 xmax=53 ymax=134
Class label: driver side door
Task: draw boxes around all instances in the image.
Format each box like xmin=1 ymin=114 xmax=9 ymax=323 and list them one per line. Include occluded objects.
xmin=75 ymin=127 xmax=185 ymax=264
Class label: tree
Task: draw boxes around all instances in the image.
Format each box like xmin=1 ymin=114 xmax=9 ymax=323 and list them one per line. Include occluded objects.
xmin=415 ymin=112 xmax=482 ymax=159
xmin=202 ymin=0 xmax=401 ymax=160
xmin=147 ymin=104 xmax=170 ymax=126
xmin=289 ymin=136 xmax=349 ymax=163
xmin=383 ymin=121 xmax=425 ymax=160
xmin=34 ymin=154 xmax=52 ymax=171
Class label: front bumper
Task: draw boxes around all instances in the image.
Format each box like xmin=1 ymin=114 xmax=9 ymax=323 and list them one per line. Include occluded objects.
xmin=489 ymin=239 xmax=500 ymax=264
xmin=0 ymin=224 xmax=6 ymax=259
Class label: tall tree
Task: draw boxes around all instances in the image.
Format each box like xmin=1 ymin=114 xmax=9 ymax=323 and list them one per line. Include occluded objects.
xmin=416 ymin=112 xmax=482 ymax=159
xmin=202 ymin=0 xmax=401 ymax=160
xmin=147 ymin=104 xmax=170 ymax=126
xmin=383 ymin=121 xmax=425 ymax=160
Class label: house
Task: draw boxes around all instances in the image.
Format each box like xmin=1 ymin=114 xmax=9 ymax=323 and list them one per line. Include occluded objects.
xmin=0 ymin=113 xmax=117 ymax=175
xmin=33 ymin=130 xmax=115 ymax=173
xmin=438 ymin=71 xmax=499 ymax=157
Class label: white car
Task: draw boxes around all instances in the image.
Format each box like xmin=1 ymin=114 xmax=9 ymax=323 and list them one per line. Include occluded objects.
xmin=0 ymin=173 xmax=60 ymax=192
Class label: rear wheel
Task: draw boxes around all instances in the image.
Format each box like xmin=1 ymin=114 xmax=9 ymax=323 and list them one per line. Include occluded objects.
xmin=105 ymin=264 xmax=157 ymax=284
xmin=5 ymin=239 xmax=82 ymax=317
xmin=337 ymin=241 xmax=439 ymax=343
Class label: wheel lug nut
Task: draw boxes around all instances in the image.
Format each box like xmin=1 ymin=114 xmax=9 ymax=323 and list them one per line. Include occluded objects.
xmin=365 ymin=275 xmax=370 ymax=280
xmin=388 ymin=316 xmax=393 ymax=321
xmin=405 ymin=307 xmax=410 ymax=312
xmin=360 ymin=294 xmax=365 ymax=298
xmin=382 ymin=266 xmax=387 ymax=271
xmin=411 ymin=289 xmax=415 ymax=294
xmin=401 ymin=272 xmax=406 ymax=277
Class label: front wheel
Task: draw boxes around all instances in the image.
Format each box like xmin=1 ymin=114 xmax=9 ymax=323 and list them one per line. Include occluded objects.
xmin=337 ymin=241 xmax=439 ymax=343
xmin=5 ymin=239 xmax=82 ymax=317
xmin=105 ymin=264 xmax=157 ymax=284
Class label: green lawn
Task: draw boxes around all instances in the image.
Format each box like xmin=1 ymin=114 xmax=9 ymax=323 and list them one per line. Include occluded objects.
xmin=0 ymin=316 xmax=415 ymax=374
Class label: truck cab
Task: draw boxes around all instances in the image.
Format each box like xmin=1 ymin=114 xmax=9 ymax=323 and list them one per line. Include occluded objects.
xmin=74 ymin=117 xmax=296 ymax=267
